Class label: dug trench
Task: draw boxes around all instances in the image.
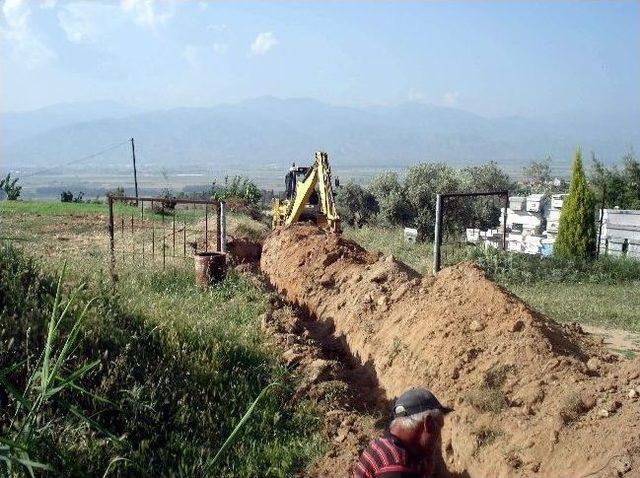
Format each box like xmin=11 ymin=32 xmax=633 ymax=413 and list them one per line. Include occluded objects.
xmin=257 ymin=224 xmax=640 ymax=478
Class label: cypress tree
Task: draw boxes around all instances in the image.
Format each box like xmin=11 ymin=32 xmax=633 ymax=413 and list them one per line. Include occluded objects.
xmin=554 ymin=148 xmax=597 ymax=258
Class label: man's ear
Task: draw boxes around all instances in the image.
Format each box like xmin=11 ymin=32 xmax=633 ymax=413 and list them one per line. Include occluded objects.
xmin=422 ymin=415 xmax=433 ymax=434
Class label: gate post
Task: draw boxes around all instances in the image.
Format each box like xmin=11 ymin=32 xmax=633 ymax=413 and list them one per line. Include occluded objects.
xmin=502 ymin=193 xmax=509 ymax=251
xmin=433 ymin=194 xmax=443 ymax=274
xmin=220 ymin=202 xmax=227 ymax=254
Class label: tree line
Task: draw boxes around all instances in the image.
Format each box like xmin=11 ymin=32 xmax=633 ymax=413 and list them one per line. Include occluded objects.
xmin=335 ymin=150 xmax=640 ymax=245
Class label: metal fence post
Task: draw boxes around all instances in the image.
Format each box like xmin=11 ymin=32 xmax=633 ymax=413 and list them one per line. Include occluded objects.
xmin=220 ymin=202 xmax=226 ymax=254
xmin=596 ymin=185 xmax=607 ymax=258
xmin=433 ymin=194 xmax=443 ymax=274
xmin=502 ymin=193 xmax=509 ymax=251
xmin=216 ymin=202 xmax=221 ymax=252
xmin=108 ymin=196 xmax=115 ymax=279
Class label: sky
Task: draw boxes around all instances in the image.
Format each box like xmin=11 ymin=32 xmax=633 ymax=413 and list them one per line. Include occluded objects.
xmin=1 ymin=0 xmax=639 ymax=120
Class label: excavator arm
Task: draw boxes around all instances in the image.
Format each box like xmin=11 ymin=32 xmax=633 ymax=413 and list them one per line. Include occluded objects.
xmin=272 ymin=151 xmax=341 ymax=232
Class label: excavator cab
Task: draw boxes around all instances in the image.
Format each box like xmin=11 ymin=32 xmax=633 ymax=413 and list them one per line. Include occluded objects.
xmin=272 ymin=151 xmax=341 ymax=232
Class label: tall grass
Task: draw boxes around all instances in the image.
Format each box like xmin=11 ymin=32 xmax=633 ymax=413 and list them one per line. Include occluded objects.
xmin=0 ymin=244 xmax=324 ymax=476
xmin=0 ymin=265 xmax=116 ymax=477
xmin=468 ymin=247 xmax=640 ymax=285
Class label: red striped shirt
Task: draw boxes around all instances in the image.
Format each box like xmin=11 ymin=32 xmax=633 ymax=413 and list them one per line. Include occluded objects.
xmin=353 ymin=432 xmax=428 ymax=478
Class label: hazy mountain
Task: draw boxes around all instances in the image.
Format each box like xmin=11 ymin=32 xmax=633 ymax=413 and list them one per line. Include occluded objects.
xmin=2 ymin=97 xmax=638 ymax=174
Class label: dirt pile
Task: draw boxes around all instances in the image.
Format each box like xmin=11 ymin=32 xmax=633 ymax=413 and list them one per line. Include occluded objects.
xmin=261 ymin=224 xmax=640 ymax=478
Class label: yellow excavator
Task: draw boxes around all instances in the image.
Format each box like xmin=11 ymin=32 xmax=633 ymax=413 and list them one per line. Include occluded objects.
xmin=272 ymin=151 xmax=341 ymax=232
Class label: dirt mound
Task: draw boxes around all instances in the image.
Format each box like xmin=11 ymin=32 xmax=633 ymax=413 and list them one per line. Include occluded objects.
xmin=261 ymin=224 xmax=640 ymax=478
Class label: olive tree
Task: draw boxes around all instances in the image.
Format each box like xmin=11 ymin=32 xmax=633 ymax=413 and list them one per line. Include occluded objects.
xmin=335 ymin=182 xmax=379 ymax=227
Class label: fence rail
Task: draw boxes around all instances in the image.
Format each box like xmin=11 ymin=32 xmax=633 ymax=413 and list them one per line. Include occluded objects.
xmin=107 ymin=195 xmax=226 ymax=274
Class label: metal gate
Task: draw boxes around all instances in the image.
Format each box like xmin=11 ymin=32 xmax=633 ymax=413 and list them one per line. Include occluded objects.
xmin=107 ymin=196 xmax=226 ymax=271
xmin=433 ymin=191 xmax=509 ymax=272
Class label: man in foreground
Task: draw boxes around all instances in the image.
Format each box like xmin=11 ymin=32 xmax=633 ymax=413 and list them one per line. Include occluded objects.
xmin=353 ymin=388 xmax=452 ymax=478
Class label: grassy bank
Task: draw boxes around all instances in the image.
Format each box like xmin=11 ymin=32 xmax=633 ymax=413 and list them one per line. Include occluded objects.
xmin=0 ymin=243 xmax=324 ymax=477
xmin=346 ymin=225 xmax=640 ymax=333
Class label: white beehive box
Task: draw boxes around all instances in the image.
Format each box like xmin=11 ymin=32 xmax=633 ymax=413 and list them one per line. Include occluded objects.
xmin=547 ymin=219 xmax=560 ymax=233
xmin=526 ymin=193 xmax=547 ymax=213
xmin=509 ymin=196 xmax=526 ymax=212
xmin=466 ymin=228 xmax=480 ymax=243
xmin=404 ymin=227 xmax=418 ymax=244
xmin=551 ymin=194 xmax=567 ymax=210
xmin=600 ymin=209 xmax=640 ymax=259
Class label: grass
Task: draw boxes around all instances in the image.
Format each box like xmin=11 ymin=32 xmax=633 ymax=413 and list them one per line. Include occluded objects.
xmin=1 ymin=204 xmax=325 ymax=478
xmin=510 ymin=282 xmax=640 ymax=332
xmin=343 ymin=226 xmax=434 ymax=273
xmin=346 ymin=224 xmax=640 ymax=334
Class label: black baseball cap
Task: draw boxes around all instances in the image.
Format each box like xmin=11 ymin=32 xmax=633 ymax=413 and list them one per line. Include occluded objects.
xmin=392 ymin=388 xmax=453 ymax=418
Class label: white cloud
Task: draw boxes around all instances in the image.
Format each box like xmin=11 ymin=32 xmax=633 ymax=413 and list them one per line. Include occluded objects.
xmin=212 ymin=42 xmax=228 ymax=54
xmin=183 ymin=43 xmax=228 ymax=69
xmin=183 ymin=45 xmax=199 ymax=69
xmin=41 ymin=0 xmax=57 ymax=9
xmin=408 ymin=88 xmax=426 ymax=102
xmin=250 ymin=31 xmax=278 ymax=55
xmin=2 ymin=0 xmax=56 ymax=69
xmin=57 ymin=3 xmax=101 ymax=43
xmin=207 ymin=23 xmax=228 ymax=32
xmin=442 ymin=91 xmax=460 ymax=107
xmin=120 ymin=0 xmax=172 ymax=30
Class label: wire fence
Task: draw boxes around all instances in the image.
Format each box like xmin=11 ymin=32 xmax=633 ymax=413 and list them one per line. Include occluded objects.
xmin=108 ymin=196 xmax=225 ymax=272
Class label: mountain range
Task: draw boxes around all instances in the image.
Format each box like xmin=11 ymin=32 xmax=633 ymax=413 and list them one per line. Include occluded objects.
xmin=2 ymin=97 xmax=638 ymax=175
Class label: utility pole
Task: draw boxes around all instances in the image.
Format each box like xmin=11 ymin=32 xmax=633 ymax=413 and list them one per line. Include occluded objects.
xmin=131 ymin=137 xmax=139 ymax=204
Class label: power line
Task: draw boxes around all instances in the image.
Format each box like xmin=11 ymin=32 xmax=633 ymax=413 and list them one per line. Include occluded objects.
xmin=20 ymin=140 xmax=130 ymax=178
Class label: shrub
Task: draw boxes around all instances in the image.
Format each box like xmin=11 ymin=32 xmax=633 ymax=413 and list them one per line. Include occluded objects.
xmin=214 ymin=176 xmax=262 ymax=207
xmin=555 ymin=148 xmax=596 ymax=258
xmin=0 ymin=173 xmax=22 ymax=200
xmin=60 ymin=190 xmax=85 ymax=203
xmin=105 ymin=186 xmax=125 ymax=197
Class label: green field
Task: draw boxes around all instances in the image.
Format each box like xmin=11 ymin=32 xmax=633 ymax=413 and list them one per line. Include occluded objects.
xmin=0 ymin=200 xmax=323 ymax=477
xmin=346 ymin=225 xmax=640 ymax=334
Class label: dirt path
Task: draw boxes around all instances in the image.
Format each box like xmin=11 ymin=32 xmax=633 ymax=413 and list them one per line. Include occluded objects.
xmin=582 ymin=325 xmax=640 ymax=358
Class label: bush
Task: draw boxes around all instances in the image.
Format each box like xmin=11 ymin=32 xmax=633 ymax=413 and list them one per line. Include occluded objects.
xmin=214 ymin=176 xmax=262 ymax=207
xmin=555 ymin=148 xmax=597 ymax=258
xmin=0 ymin=173 xmax=22 ymax=200
xmin=105 ymin=186 xmax=125 ymax=197
xmin=60 ymin=190 xmax=85 ymax=203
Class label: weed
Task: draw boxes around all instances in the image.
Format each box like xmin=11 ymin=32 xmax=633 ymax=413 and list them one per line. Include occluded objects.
xmin=466 ymin=387 xmax=508 ymax=414
xmin=558 ymin=392 xmax=587 ymax=424
xmin=483 ymin=364 xmax=514 ymax=389
xmin=473 ymin=427 xmax=502 ymax=451
xmin=385 ymin=337 xmax=404 ymax=367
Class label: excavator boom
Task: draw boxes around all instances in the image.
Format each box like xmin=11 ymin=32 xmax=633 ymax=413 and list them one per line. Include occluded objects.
xmin=272 ymin=151 xmax=341 ymax=232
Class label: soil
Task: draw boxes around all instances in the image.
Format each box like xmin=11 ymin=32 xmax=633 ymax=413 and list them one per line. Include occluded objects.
xmin=261 ymin=224 xmax=640 ymax=478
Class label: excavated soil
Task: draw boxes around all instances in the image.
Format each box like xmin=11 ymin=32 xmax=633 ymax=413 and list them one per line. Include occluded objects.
xmin=261 ymin=224 xmax=640 ymax=478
